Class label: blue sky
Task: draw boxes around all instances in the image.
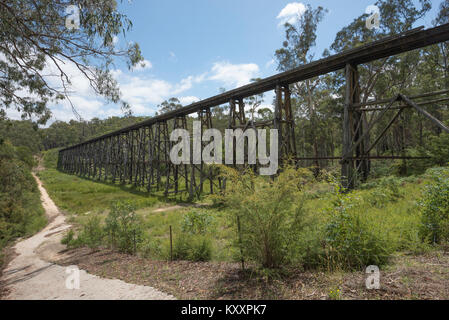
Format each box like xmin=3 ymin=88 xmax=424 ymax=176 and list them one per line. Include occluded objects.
xmin=40 ymin=0 xmax=442 ymax=123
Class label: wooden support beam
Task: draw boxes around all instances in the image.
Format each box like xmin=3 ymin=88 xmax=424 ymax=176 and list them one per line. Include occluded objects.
xmin=341 ymin=64 xmax=356 ymax=189
xmin=60 ymin=23 xmax=449 ymax=152
xmin=365 ymin=108 xmax=404 ymax=155
xmin=57 ymin=22 xmax=449 ymax=196
xmin=400 ymin=94 xmax=449 ymax=134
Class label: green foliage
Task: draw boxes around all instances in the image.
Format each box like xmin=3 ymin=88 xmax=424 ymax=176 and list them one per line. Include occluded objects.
xmin=189 ymin=236 xmax=213 ymax=262
xmin=156 ymin=98 xmax=183 ymax=115
xmin=172 ymin=234 xmax=212 ymax=262
xmin=363 ymin=176 xmax=404 ymax=208
xmin=419 ymin=170 xmax=449 ymax=244
xmin=328 ymin=288 xmax=342 ymax=300
xmin=1 ymin=0 xmax=143 ymax=124
xmin=42 ymin=149 xmax=59 ymax=169
xmin=79 ymin=215 xmax=104 ymax=249
xmin=426 ymin=133 xmax=449 ymax=167
xmin=172 ymin=233 xmax=190 ymax=260
xmin=0 ymin=120 xmax=42 ymax=153
xmin=139 ymin=237 xmax=162 ymax=259
xmin=173 ymin=210 xmax=214 ymax=262
xmin=181 ymin=210 xmax=214 ymax=235
xmin=63 ymin=201 xmax=144 ymax=254
xmin=0 ymin=140 xmax=46 ymax=262
xmin=219 ymin=166 xmax=308 ymax=268
xmin=61 ymin=229 xmax=76 ymax=247
xmin=105 ymin=201 xmax=144 ymax=254
xmin=324 ymin=192 xmax=392 ymax=269
xmin=300 ymin=174 xmax=427 ymax=270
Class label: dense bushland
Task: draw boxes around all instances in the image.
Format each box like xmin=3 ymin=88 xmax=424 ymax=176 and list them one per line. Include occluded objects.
xmin=0 ymin=141 xmax=46 ymax=267
xmin=216 ymin=166 xmax=449 ymax=271
xmin=419 ymin=168 xmax=449 ymax=244
xmin=47 ymin=141 xmax=449 ymax=272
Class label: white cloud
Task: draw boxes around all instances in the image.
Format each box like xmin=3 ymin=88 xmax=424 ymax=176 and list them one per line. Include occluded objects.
xmin=111 ymin=71 xmax=205 ymax=115
xmin=45 ymin=59 xmax=261 ymax=120
xmin=117 ymin=76 xmax=173 ymax=107
xmin=179 ymin=96 xmax=200 ymax=105
xmin=173 ymin=73 xmax=206 ymax=94
xmin=277 ymin=2 xmax=306 ymax=26
xmin=209 ymin=61 xmax=259 ymax=88
xmin=5 ymin=51 xmax=264 ymax=123
xmin=132 ymin=59 xmax=152 ymax=71
xmin=265 ymin=59 xmax=275 ymax=68
xmin=43 ymin=57 xmax=94 ymax=96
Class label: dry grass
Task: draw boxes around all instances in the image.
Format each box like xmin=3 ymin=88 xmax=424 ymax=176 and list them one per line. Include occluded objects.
xmin=53 ymin=246 xmax=449 ymax=300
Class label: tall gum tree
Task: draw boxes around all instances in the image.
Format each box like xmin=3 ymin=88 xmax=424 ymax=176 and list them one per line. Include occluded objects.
xmin=0 ymin=0 xmax=144 ymax=125
xmin=275 ymin=5 xmax=327 ymax=175
xmin=330 ymin=0 xmax=431 ymax=175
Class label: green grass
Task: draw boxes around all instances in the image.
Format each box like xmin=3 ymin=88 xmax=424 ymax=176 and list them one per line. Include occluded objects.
xmin=39 ymin=149 xmax=446 ymax=267
xmin=137 ymin=206 xmax=236 ymax=261
xmin=39 ymin=149 xmax=236 ymax=259
xmin=38 ymin=168 xmax=164 ymax=215
xmin=38 ymin=150 xmax=169 ymax=216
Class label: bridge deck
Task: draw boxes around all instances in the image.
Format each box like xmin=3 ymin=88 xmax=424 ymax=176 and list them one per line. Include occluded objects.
xmin=60 ymin=23 xmax=449 ymax=151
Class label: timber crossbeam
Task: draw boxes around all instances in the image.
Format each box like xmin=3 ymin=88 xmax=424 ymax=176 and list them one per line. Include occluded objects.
xmin=58 ymin=23 xmax=449 ymax=193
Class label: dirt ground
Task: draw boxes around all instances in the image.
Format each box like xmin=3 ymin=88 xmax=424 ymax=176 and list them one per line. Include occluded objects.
xmin=0 ymin=173 xmax=174 ymax=300
xmin=54 ymin=246 xmax=449 ymax=300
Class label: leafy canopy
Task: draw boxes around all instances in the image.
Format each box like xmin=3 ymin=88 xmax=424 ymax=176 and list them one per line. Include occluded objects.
xmin=0 ymin=0 xmax=144 ymax=124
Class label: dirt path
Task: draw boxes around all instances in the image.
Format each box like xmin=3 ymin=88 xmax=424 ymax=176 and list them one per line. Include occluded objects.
xmin=0 ymin=173 xmax=175 ymax=300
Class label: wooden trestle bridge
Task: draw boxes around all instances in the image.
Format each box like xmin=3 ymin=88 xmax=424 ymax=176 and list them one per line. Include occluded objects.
xmin=58 ymin=23 xmax=449 ymax=197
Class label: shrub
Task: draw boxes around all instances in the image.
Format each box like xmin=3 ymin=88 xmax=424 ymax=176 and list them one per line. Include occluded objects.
xmin=218 ymin=166 xmax=308 ymax=268
xmin=139 ymin=237 xmax=162 ymax=259
xmin=77 ymin=215 xmax=104 ymax=248
xmin=181 ymin=210 xmax=214 ymax=235
xmin=188 ymin=236 xmax=212 ymax=261
xmin=61 ymin=229 xmax=76 ymax=246
xmin=363 ymin=176 xmax=403 ymax=208
xmin=61 ymin=201 xmax=145 ymax=254
xmin=0 ymin=141 xmax=46 ymax=255
xmin=172 ymin=234 xmax=212 ymax=262
xmin=104 ymin=201 xmax=144 ymax=254
xmin=324 ymin=192 xmax=392 ymax=270
xmin=419 ymin=176 xmax=449 ymax=244
xmin=172 ymin=233 xmax=191 ymax=260
xmin=426 ymin=133 xmax=449 ymax=167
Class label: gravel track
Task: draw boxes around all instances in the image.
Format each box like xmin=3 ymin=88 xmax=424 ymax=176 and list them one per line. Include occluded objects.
xmin=0 ymin=173 xmax=175 ymax=300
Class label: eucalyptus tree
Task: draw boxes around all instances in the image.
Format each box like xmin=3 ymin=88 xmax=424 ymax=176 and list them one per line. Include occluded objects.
xmin=244 ymin=78 xmax=264 ymax=122
xmin=329 ymin=0 xmax=431 ymax=174
xmin=156 ymin=98 xmax=183 ymax=115
xmin=275 ymin=5 xmax=328 ymax=174
xmin=0 ymin=0 xmax=144 ymax=125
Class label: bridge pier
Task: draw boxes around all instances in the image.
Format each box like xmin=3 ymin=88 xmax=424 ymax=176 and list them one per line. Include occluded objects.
xmin=342 ymin=63 xmax=370 ymax=190
xmin=275 ymin=85 xmax=297 ymax=165
xmin=56 ymin=24 xmax=449 ymax=195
